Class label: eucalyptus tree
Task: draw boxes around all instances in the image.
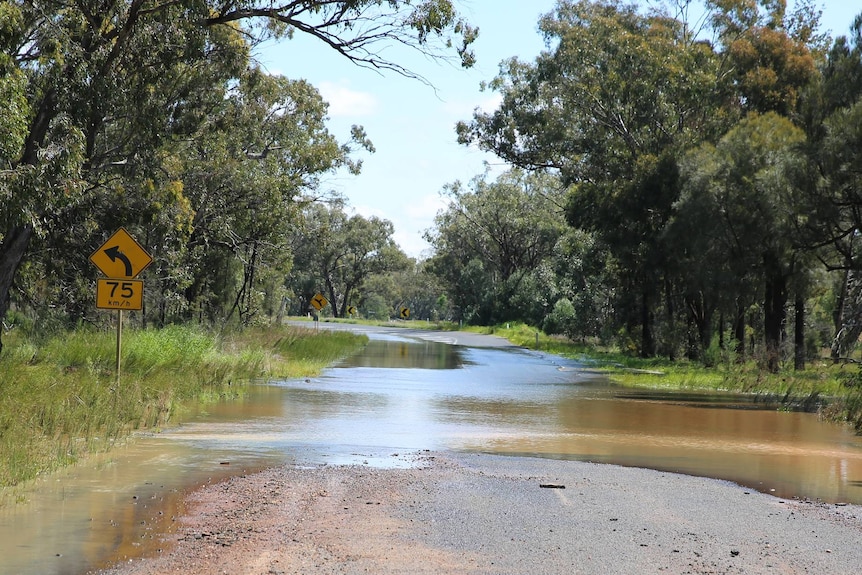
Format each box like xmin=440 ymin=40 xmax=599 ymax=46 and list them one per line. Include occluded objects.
xmin=664 ymin=143 xmax=746 ymax=360
xmin=177 ymin=69 xmax=374 ymax=325
xmin=457 ymin=0 xmax=727 ymax=354
xmin=706 ymin=0 xmax=824 ymax=118
xmin=2 ymin=4 xmax=212 ymax=327
xmin=543 ymin=228 xmax=614 ymax=342
xmin=798 ymin=15 xmax=862 ymax=360
xmin=674 ymin=0 xmax=822 ymax=368
xmin=425 ymin=168 xmax=566 ymax=325
xmin=456 ymin=0 xmax=828 ymax=360
xmin=675 ymin=112 xmax=810 ymax=371
xmin=361 ymin=263 xmax=448 ymax=321
xmin=287 ymin=203 xmax=409 ymax=318
xmin=0 ymin=0 xmax=477 ymax=353
xmin=818 ymin=104 xmax=862 ymax=359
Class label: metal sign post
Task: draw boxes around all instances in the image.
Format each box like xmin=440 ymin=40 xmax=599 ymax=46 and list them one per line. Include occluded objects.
xmin=116 ymin=310 xmax=122 ymax=383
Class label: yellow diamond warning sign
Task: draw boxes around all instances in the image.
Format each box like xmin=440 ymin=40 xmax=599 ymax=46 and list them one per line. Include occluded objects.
xmin=310 ymin=293 xmax=328 ymax=311
xmin=90 ymin=228 xmax=153 ymax=278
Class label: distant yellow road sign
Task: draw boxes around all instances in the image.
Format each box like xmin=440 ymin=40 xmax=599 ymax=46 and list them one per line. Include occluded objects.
xmin=400 ymin=307 xmax=410 ymax=319
xmin=347 ymin=305 xmax=357 ymax=316
xmin=96 ymin=279 xmax=144 ymax=310
xmin=90 ymin=228 xmax=153 ymax=278
xmin=311 ymin=293 xmax=328 ymax=311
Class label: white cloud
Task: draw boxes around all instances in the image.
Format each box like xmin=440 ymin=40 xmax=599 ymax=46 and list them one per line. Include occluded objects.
xmin=393 ymin=228 xmax=433 ymax=260
xmin=405 ymin=193 xmax=449 ymax=221
xmin=350 ymin=197 xmax=444 ymax=259
xmin=317 ymin=81 xmax=377 ymax=117
xmin=441 ymin=92 xmax=502 ymax=121
xmin=400 ymin=193 xmax=452 ymax=258
xmin=477 ymin=92 xmax=503 ymax=114
xmin=350 ymin=204 xmax=388 ymax=220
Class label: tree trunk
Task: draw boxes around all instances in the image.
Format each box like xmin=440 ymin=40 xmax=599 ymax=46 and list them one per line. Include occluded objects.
xmin=339 ymin=284 xmax=354 ymax=318
xmin=686 ymin=314 xmax=698 ymax=361
xmin=665 ymin=279 xmax=676 ymax=361
xmin=831 ymin=269 xmax=849 ymax=363
xmin=794 ymin=293 xmax=805 ymax=371
xmin=243 ymin=241 xmax=259 ymax=325
xmin=325 ymin=276 xmax=338 ymax=318
xmin=0 ymin=224 xmax=34 ymax=356
xmin=686 ymin=292 xmax=714 ymax=362
xmin=763 ymin=259 xmax=787 ymax=373
xmin=829 ymin=269 xmax=862 ymax=361
xmin=641 ymin=289 xmax=655 ymax=357
xmin=734 ymin=299 xmax=746 ymax=360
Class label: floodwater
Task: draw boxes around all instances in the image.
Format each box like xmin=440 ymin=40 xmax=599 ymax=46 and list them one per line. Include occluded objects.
xmin=3 ymin=331 xmax=862 ymax=575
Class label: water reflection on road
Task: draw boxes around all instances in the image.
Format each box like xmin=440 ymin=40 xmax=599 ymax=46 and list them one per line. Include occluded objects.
xmin=162 ymin=333 xmax=862 ymax=502
xmin=3 ymin=329 xmax=862 ymax=575
xmin=311 ymin=336 xmax=862 ymax=503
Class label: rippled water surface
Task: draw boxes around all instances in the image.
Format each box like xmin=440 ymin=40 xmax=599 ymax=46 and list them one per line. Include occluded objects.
xmin=3 ymin=330 xmax=862 ymax=575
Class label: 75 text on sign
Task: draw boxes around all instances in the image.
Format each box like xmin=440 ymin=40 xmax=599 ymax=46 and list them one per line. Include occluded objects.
xmin=96 ymin=279 xmax=144 ymax=311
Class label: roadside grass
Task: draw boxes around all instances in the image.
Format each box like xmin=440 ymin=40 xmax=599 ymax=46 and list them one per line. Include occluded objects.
xmin=470 ymin=322 xmax=862 ymax=431
xmin=0 ymin=324 xmax=367 ymax=489
xmin=226 ymin=325 xmax=368 ymax=378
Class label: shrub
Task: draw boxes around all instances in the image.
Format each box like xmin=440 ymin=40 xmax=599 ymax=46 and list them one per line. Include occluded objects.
xmin=542 ymin=298 xmax=576 ymax=336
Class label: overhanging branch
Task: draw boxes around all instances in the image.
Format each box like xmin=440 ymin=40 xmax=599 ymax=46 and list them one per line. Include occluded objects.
xmin=204 ymin=1 xmax=476 ymax=84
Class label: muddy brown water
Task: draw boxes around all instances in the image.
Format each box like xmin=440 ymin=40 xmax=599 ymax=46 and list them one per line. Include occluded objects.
xmin=2 ymin=330 xmax=862 ymax=575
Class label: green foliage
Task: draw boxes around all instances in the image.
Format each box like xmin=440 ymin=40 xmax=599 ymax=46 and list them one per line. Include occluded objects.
xmin=446 ymin=0 xmax=858 ymax=369
xmin=0 ymin=70 xmax=28 ymax=162
xmin=426 ymin=168 xmax=567 ymax=325
xmin=405 ymin=0 xmax=477 ymax=65
xmin=672 ymin=111 xmax=812 ymax=368
xmin=542 ymin=298 xmax=576 ymax=337
xmin=459 ymin=0 xmax=726 ymax=182
xmin=286 ymin=203 xmax=410 ymax=318
xmin=456 ymin=0 xmax=732 ymax=357
xmin=0 ymin=0 xmax=479 ymax=353
xmin=713 ymin=0 xmax=820 ymax=116
xmin=829 ymin=371 xmax=862 ymax=433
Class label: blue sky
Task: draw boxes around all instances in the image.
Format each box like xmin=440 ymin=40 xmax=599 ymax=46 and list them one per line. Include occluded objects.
xmin=257 ymin=1 xmax=861 ymax=259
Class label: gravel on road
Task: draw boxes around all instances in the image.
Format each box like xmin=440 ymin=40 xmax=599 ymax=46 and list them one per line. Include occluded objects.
xmin=92 ymin=451 xmax=862 ymax=575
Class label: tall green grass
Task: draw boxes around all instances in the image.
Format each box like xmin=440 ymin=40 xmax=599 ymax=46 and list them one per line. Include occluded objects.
xmin=0 ymin=324 xmax=367 ymax=489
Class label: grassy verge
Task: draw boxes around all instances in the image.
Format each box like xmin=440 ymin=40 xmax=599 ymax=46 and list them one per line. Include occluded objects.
xmin=469 ymin=322 xmax=862 ymax=432
xmin=0 ymin=324 xmax=367 ymax=489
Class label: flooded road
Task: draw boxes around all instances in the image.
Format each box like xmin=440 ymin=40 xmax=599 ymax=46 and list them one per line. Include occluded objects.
xmin=3 ymin=327 xmax=862 ymax=575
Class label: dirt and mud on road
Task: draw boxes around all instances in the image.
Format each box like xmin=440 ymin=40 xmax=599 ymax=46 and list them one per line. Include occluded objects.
xmin=93 ymin=451 xmax=862 ymax=575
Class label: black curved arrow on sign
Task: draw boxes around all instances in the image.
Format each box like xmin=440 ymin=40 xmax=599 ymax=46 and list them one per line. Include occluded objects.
xmin=104 ymin=246 xmax=133 ymax=277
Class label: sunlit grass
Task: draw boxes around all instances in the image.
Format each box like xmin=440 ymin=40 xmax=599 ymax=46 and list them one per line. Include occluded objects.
xmin=0 ymin=324 xmax=367 ymax=489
